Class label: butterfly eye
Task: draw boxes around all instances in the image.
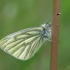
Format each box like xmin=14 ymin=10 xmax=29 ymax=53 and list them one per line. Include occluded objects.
xmin=48 ymin=24 xmax=51 ymax=27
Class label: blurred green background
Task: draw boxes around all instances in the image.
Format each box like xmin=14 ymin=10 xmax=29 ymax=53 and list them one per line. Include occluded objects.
xmin=0 ymin=0 xmax=70 ymax=70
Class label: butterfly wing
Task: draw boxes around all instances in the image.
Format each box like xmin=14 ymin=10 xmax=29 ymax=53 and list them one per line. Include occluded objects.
xmin=0 ymin=27 xmax=44 ymax=60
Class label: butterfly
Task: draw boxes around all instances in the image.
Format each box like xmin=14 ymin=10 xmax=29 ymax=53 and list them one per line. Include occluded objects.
xmin=0 ymin=22 xmax=51 ymax=60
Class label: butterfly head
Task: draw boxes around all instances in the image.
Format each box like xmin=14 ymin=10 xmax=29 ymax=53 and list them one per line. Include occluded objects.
xmin=41 ymin=22 xmax=52 ymax=39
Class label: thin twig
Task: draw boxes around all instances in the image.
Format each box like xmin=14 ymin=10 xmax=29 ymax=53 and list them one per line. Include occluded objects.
xmin=50 ymin=0 xmax=60 ymax=70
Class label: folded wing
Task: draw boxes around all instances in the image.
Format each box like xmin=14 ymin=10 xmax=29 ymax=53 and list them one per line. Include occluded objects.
xmin=0 ymin=27 xmax=44 ymax=60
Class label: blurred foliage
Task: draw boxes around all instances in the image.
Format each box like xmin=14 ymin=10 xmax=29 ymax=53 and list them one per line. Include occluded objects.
xmin=0 ymin=0 xmax=70 ymax=70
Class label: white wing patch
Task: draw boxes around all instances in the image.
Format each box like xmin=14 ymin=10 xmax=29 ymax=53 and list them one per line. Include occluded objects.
xmin=0 ymin=27 xmax=44 ymax=60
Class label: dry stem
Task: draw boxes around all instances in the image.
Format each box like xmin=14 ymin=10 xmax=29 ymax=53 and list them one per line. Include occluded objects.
xmin=50 ymin=0 xmax=60 ymax=70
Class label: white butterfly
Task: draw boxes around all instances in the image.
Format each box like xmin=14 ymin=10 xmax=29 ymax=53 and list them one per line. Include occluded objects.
xmin=0 ymin=22 xmax=51 ymax=60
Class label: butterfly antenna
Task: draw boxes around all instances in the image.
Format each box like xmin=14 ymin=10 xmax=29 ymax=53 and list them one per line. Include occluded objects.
xmin=46 ymin=19 xmax=52 ymax=24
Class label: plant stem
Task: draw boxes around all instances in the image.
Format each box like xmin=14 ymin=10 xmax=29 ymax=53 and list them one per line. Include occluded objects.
xmin=50 ymin=0 xmax=60 ymax=70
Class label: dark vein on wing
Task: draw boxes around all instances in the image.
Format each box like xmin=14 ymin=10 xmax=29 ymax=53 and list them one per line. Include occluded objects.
xmin=2 ymin=33 xmax=40 ymax=50
xmin=29 ymin=36 xmax=42 ymax=57
xmin=23 ymin=35 xmax=40 ymax=59
xmin=8 ymin=35 xmax=40 ymax=54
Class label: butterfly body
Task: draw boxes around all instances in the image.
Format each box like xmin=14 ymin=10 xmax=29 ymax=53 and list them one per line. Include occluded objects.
xmin=0 ymin=22 xmax=51 ymax=60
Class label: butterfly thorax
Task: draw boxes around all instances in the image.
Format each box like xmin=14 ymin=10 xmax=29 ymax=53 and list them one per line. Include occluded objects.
xmin=41 ymin=23 xmax=51 ymax=40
